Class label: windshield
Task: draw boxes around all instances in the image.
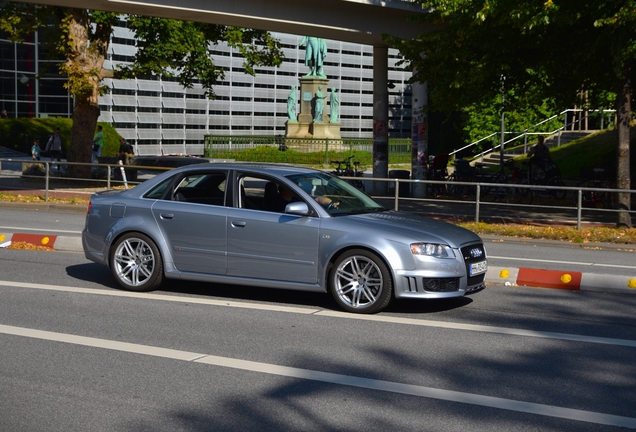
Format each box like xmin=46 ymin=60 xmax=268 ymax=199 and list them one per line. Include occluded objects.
xmin=286 ymin=172 xmax=385 ymax=216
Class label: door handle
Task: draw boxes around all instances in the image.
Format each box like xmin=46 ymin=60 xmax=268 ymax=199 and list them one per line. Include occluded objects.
xmin=160 ymin=213 xmax=174 ymax=220
xmin=231 ymin=220 xmax=247 ymax=228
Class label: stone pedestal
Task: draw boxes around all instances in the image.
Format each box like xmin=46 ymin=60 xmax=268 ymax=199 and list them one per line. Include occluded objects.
xmin=285 ymin=121 xmax=303 ymax=138
xmin=310 ymin=122 xmax=341 ymax=139
xmin=285 ymin=77 xmax=341 ymax=140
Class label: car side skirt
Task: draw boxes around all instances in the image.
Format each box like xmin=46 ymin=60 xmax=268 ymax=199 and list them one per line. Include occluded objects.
xmin=167 ymin=270 xmax=326 ymax=293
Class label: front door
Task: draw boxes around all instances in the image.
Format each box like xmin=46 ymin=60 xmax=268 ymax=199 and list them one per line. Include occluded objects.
xmin=226 ymin=175 xmax=320 ymax=284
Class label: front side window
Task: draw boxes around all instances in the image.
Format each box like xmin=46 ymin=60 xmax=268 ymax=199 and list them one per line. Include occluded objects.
xmin=287 ymin=172 xmax=384 ymax=216
xmin=238 ymin=176 xmax=301 ymax=213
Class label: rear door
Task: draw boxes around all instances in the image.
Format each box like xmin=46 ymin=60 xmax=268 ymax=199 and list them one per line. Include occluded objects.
xmin=151 ymin=170 xmax=228 ymax=275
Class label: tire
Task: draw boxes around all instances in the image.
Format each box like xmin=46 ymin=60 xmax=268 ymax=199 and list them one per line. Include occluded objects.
xmin=330 ymin=249 xmax=392 ymax=314
xmin=482 ymin=172 xmax=508 ymax=202
xmin=446 ymin=173 xmax=464 ymax=197
xmin=547 ymin=176 xmax=567 ymax=199
xmin=514 ymin=184 xmax=533 ymax=205
xmin=110 ymin=232 xmax=164 ymax=292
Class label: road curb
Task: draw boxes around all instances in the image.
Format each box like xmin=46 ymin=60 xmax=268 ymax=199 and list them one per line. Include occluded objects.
xmin=0 ymin=232 xmax=83 ymax=252
xmin=0 ymin=201 xmax=87 ymax=213
xmin=486 ymin=265 xmax=636 ymax=294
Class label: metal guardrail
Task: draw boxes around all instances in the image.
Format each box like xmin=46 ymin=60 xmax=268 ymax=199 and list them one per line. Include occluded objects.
xmin=0 ymin=158 xmax=169 ymax=200
xmin=352 ymin=176 xmax=635 ymax=230
xmin=1 ymin=158 xmax=633 ymax=230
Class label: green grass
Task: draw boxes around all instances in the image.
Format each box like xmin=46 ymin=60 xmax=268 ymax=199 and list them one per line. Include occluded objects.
xmin=514 ymin=127 xmax=636 ymax=181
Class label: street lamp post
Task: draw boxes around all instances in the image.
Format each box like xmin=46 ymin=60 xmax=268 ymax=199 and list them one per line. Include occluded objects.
xmin=500 ymin=74 xmax=505 ymax=168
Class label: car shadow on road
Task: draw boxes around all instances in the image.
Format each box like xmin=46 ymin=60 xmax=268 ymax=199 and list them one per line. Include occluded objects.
xmin=66 ymin=262 xmax=121 ymax=289
xmin=67 ymin=263 xmax=474 ymax=315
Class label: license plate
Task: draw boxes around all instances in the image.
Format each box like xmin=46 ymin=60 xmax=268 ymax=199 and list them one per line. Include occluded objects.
xmin=470 ymin=261 xmax=487 ymax=276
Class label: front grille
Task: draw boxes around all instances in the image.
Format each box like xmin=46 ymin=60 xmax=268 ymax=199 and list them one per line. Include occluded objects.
xmin=461 ymin=243 xmax=486 ymax=264
xmin=467 ymin=273 xmax=486 ymax=286
xmin=461 ymin=243 xmax=487 ymax=287
xmin=421 ymin=277 xmax=460 ymax=292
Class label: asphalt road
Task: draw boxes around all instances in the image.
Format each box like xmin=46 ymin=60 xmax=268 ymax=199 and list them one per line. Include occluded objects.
xmin=1 ymin=208 xmax=636 ymax=430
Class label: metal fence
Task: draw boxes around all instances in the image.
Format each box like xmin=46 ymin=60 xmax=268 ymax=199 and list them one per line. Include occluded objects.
xmin=365 ymin=176 xmax=636 ymax=230
xmin=1 ymin=157 xmax=634 ymax=230
xmin=0 ymin=158 xmax=167 ymax=200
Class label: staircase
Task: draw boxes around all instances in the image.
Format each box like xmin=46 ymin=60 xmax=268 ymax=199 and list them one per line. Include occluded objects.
xmin=547 ymin=130 xmax=598 ymax=147
xmin=470 ymin=130 xmax=599 ymax=169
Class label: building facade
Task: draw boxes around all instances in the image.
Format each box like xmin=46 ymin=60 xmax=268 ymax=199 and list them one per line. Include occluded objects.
xmin=1 ymin=22 xmax=412 ymax=155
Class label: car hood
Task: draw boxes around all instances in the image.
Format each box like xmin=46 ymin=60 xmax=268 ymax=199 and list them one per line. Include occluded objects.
xmin=342 ymin=211 xmax=482 ymax=248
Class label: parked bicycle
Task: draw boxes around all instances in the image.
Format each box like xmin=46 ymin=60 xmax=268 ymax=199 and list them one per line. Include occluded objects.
xmin=573 ymin=167 xmax=615 ymax=209
xmin=448 ymin=159 xmax=513 ymax=200
xmin=480 ymin=159 xmax=518 ymax=203
xmin=331 ymin=155 xmax=365 ymax=191
xmin=517 ymin=157 xmax=567 ymax=204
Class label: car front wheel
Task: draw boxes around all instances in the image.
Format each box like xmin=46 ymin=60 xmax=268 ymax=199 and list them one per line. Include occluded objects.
xmin=110 ymin=233 xmax=163 ymax=292
xmin=330 ymin=249 xmax=392 ymax=314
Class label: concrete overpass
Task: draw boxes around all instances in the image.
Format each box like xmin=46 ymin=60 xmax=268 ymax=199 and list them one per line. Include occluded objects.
xmin=19 ymin=0 xmax=433 ymax=46
xmin=19 ymin=0 xmax=434 ymax=192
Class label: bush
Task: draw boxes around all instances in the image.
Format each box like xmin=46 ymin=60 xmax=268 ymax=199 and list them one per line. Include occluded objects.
xmin=0 ymin=118 xmax=120 ymax=157
xmin=208 ymin=145 xmax=374 ymax=167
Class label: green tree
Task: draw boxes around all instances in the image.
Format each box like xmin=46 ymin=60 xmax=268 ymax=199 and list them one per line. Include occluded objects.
xmin=390 ymin=0 xmax=634 ymax=227
xmin=0 ymin=4 xmax=282 ymax=176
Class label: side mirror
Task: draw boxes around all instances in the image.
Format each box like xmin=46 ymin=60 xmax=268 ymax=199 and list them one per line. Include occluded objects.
xmin=285 ymin=202 xmax=310 ymax=216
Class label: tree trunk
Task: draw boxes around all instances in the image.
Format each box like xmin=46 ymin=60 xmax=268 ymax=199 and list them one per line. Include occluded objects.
xmin=63 ymin=8 xmax=110 ymax=179
xmin=68 ymin=103 xmax=100 ymax=178
xmin=615 ymin=74 xmax=632 ymax=228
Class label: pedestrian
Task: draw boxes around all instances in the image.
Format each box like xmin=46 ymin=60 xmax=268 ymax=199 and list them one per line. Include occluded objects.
xmin=527 ymin=136 xmax=550 ymax=160
xmin=31 ymin=139 xmax=41 ymax=161
xmin=526 ymin=135 xmax=551 ymax=181
xmin=116 ymin=137 xmax=134 ymax=164
xmin=92 ymin=125 xmax=104 ymax=163
xmin=45 ymin=128 xmax=63 ymax=170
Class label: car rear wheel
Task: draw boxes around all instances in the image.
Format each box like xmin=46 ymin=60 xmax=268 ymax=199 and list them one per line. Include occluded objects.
xmin=330 ymin=249 xmax=392 ymax=314
xmin=110 ymin=233 xmax=163 ymax=292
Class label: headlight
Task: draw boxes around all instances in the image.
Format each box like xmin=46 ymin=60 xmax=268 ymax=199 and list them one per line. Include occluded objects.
xmin=410 ymin=243 xmax=455 ymax=259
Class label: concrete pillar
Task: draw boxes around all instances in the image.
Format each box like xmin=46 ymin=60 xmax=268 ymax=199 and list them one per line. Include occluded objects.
xmin=372 ymin=46 xmax=389 ymax=195
xmin=411 ymin=79 xmax=428 ymax=198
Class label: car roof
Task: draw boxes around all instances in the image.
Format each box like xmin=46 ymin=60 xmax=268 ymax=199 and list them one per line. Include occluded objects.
xmin=173 ymin=162 xmax=321 ymax=176
xmin=123 ymin=162 xmax=327 ymax=199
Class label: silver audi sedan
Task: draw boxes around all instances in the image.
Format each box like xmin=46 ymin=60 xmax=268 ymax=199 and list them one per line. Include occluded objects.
xmin=82 ymin=163 xmax=487 ymax=314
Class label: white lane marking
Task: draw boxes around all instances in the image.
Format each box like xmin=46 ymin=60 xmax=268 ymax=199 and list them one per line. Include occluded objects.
xmin=488 ymin=255 xmax=636 ymax=270
xmin=0 ymin=226 xmax=82 ymax=234
xmin=0 ymin=280 xmax=318 ymax=314
xmin=1 ymin=323 xmax=635 ymax=429
xmin=2 ymin=279 xmax=636 ymax=349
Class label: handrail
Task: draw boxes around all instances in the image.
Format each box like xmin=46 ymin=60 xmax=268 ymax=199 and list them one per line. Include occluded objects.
xmin=451 ymin=108 xmax=616 ymax=160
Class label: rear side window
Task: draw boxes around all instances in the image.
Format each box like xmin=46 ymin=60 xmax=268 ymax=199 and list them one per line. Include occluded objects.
xmin=171 ymin=172 xmax=227 ymax=206
xmin=145 ymin=178 xmax=172 ymax=199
